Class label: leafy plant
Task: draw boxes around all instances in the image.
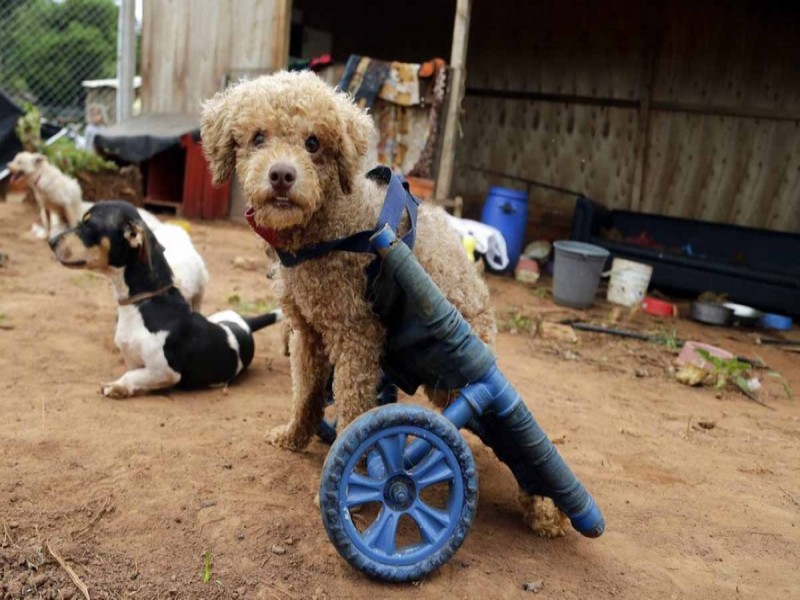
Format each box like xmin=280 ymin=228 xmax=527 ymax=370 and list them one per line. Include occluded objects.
xmin=767 ymin=371 xmax=794 ymax=400
xmin=660 ymin=328 xmax=680 ymax=351
xmin=500 ymin=309 xmax=535 ymax=335
xmin=202 ymin=550 xmax=212 ymax=583
xmin=44 ymin=137 xmax=116 ymax=176
xmin=226 ymin=293 xmax=276 ymax=316
xmin=695 ymin=348 xmax=751 ymax=390
xmin=15 ymin=101 xmax=42 ymax=150
xmin=15 ymin=104 xmax=116 ymax=176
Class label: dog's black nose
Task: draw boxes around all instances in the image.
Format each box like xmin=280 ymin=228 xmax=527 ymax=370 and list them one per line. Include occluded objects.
xmin=269 ymin=163 xmax=296 ymax=193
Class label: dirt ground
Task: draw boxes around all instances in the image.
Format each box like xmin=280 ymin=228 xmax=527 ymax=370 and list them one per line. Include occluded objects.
xmin=1 ymin=199 xmax=799 ymax=600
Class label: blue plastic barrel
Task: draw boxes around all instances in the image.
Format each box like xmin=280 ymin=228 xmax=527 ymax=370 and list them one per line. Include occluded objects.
xmin=480 ymin=186 xmax=529 ymax=271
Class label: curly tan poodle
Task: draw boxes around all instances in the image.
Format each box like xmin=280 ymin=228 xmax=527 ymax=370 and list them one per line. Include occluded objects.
xmin=200 ymin=71 xmax=567 ymax=537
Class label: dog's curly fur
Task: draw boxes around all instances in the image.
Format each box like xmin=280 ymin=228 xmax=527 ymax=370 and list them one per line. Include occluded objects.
xmin=200 ymin=70 xmax=567 ymax=537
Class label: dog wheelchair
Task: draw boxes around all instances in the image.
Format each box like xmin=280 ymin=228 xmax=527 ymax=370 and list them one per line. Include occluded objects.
xmin=316 ymin=226 xmax=605 ymax=582
xmin=250 ymin=169 xmax=605 ymax=582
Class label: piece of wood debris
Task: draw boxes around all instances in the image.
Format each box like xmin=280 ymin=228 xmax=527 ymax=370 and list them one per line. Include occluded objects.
xmin=47 ymin=542 xmax=90 ymax=600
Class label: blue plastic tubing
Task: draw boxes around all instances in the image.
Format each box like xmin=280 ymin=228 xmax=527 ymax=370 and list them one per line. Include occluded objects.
xmin=369 ymin=226 xmax=605 ymax=538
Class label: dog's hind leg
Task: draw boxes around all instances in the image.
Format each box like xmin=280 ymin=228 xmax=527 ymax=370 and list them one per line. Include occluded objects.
xmin=102 ymin=367 xmax=180 ymax=399
xmin=37 ymin=207 xmax=50 ymax=240
xmin=266 ymin=315 xmax=330 ymax=451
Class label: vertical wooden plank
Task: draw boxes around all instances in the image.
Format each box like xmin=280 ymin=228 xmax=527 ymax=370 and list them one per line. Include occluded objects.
xmin=630 ymin=1 xmax=661 ymax=212
xmin=141 ymin=0 xmax=291 ymax=115
xmin=435 ymin=0 xmax=471 ymax=199
xmin=139 ymin=0 xmax=154 ymax=112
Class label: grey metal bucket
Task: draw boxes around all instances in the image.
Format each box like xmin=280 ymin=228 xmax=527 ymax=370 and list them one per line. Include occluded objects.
xmin=552 ymin=241 xmax=610 ymax=309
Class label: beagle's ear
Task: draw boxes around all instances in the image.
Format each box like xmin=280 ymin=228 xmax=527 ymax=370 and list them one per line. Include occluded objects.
xmin=33 ymin=153 xmax=45 ymax=166
xmin=123 ymin=220 xmax=145 ymax=248
xmin=200 ymin=88 xmax=237 ymax=185
xmin=124 ymin=219 xmax=153 ymax=264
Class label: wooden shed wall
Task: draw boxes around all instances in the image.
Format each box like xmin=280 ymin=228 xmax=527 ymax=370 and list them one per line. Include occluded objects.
xmin=141 ymin=0 xmax=291 ymax=115
xmin=454 ymin=0 xmax=800 ymax=234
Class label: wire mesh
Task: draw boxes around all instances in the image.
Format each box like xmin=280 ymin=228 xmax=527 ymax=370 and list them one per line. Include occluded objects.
xmin=0 ymin=0 xmax=120 ymax=125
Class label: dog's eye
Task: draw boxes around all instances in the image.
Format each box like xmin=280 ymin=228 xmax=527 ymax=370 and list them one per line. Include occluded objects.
xmin=252 ymin=132 xmax=266 ymax=147
xmin=305 ymin=135 xmax=320 ymax=153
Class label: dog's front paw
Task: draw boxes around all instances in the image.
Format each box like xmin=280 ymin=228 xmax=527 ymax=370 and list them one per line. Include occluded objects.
xmin=31 ymin=224 xmax=48 ymax=239
xmin=265 ymin=423 xmax=306 ymax=451
xmin=101 ymin=381 xmax=132 ymax=399
xmin=519 ymin=492 xmax=569 ymax=538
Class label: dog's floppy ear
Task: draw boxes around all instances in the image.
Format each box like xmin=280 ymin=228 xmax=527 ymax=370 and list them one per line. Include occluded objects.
xmin=33 ymin=153 xmax=45 ymax=167
xmin=123 ymin=219 xmax=144 ymax=248
xmin=335 ymin=95 xmax=375 ymax=195
xmin=201 ymin=88 xmax=237 ymax=185
xmin=123 ymin=219 xmax=152 ymax=263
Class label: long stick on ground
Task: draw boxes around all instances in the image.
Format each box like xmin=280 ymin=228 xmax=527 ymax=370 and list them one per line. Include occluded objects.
xmin=565 ymin=321 xmax=768 ymax=368
xmin=47 ymin=543 xmax=90 ymax=600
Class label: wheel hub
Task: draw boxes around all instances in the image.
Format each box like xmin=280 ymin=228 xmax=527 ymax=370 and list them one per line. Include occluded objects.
xmin=384 ymin=475 xmax=415 ymax=511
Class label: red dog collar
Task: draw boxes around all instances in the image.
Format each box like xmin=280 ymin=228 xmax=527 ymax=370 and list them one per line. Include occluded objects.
xmin=244 ymin=206 xmax=280 ymax=246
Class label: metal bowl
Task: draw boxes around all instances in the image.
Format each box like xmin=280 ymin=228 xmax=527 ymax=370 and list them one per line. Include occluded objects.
xmin=691 ymin=301 xmax=734 ymax=326
xmin=722 ymin=302 xmax=763 ymax=327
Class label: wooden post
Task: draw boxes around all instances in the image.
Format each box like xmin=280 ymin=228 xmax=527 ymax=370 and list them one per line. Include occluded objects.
xmin=115 ymin=0 xmax=136 ymax=123
xmin=435 ymin=0 xmax=472 ymax=200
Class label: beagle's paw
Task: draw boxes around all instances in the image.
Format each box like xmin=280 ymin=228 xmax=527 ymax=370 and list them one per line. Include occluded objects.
xmin=101 ymin=381 xmax=133 ymax=399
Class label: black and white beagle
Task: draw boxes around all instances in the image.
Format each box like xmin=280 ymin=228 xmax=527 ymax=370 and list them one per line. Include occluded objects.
xmin=50 ymin=200 xmax=282 ymax=398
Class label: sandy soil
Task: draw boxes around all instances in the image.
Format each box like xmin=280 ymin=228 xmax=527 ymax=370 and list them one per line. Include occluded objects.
xmin=1 ymin=200 xmax=799 ymax=600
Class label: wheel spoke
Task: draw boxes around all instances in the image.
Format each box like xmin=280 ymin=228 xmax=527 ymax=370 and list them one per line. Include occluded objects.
xmin=376 ymin=432 xmax=407 ymax=474
xmin=409 ymin=500 xmax=451 ymax=544
xmin=362 ymin=507 xmax=399 ymax=554
xmin=345 ymin=473 xmax=384 ymax=508
xmin=411 ymin=448 xmax=455 ymax=489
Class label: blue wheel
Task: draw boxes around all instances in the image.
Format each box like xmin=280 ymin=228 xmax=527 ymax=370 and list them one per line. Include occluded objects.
xmin=319 ymin=404 xmax=478 ymax=582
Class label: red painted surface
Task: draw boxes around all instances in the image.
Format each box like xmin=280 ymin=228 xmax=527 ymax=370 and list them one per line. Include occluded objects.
xmin=181 ymin=134 xmax=230 ymax=219
xmin=146 ymin=145 xmax=185 ymax=205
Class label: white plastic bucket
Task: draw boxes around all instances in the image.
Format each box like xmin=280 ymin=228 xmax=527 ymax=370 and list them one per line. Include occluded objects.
xmin=606 ymin=258 xmax=653 ymax=307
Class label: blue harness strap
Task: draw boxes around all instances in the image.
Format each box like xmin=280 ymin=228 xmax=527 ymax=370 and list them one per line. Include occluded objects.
xmin=274 ymin=167 xmax=419 ymax=269
xmin=274 ymin=230 xmax=373 ymax=267
xmin=376 ymin=171 xmax=418 ymax=250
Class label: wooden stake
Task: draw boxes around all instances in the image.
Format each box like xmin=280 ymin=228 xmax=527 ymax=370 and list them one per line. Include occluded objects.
xmin=435 ymin=0 xmax=472 ymax=200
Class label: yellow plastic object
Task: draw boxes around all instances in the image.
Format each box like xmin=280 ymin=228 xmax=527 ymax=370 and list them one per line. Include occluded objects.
xmin=462 ymin=235 xmax=477 ymax=262
xmin=166 ymin=219 xmax=192 ymax=233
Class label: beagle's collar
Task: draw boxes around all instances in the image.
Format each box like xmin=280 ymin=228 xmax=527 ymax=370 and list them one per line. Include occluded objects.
xmin=117 ymin=284 xmax=175 ymax=306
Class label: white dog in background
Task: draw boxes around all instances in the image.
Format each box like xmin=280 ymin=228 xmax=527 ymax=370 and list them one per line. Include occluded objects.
xmin=8 ymin=151 xmax=82 ymax=240
xmin=149 ymin=219 xmax=209 ymax=311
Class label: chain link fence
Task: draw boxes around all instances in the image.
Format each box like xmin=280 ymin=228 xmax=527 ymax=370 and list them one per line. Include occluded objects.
xmin=0 ymin=0 xmax=121 ymax=125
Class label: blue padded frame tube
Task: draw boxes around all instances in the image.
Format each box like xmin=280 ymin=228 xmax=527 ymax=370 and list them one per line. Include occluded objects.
xmin=369 ymin=225 xmax=605 ymax=538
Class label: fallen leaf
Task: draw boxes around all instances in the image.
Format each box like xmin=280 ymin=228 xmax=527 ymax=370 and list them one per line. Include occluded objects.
xmin=540 ymin=322 xmax=578 ymax=343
